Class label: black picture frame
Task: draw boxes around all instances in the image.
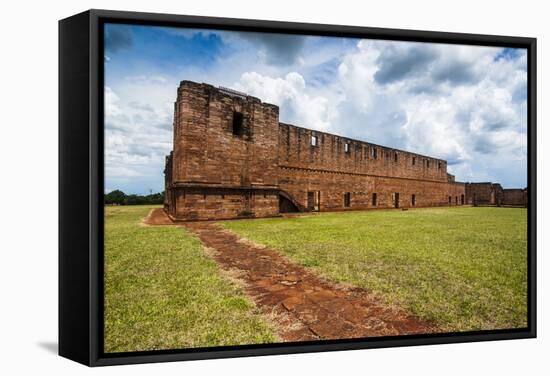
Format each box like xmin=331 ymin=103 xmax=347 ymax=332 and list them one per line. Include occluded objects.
xmin=59 ymin=8 xmax=537 ymax=367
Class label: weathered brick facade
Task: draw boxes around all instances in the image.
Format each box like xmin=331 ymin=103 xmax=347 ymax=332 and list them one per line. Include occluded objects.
xmin=465 ymin=182 xmax=503 ymax=206
xmin=502 ymin=189 xmax=528 ymax=207
xmin=164 ymin=81 xmax=468 ymax=221
xmin=465 ymin=182 xmax=527 ymax=207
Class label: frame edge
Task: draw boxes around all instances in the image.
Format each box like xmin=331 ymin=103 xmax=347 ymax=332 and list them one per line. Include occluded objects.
xmin=59 ymin=10 xmax=93 ymax=366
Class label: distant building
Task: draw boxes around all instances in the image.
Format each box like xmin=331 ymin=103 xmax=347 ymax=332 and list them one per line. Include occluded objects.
xmin=465 ymin=182 xmax=527 ymax=207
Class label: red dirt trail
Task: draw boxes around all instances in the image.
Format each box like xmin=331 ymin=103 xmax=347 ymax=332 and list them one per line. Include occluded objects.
xmin=143 ymin=207 xmax=175 ymax=225
xmin=145 ymin=208 xmax=434 ymax=342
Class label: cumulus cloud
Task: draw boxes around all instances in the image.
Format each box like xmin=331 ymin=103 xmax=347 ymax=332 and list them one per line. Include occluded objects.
xmin=374 ymin=42 xmax=439 ymax=84
xmin=104 ymin=84 xmax=173 ymax=192
xmin=333 ymin=40 xmax=527 ymax=186
xmin=236 ymin=71 xmax=336 ymax=131
xmin=430 ymin=45 xmax=495 ymax=86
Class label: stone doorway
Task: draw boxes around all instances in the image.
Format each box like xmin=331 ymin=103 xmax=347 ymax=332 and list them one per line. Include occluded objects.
xmin=392 ymin=192 xmax=400 ymax=208
xmin=307 ymin=191 xmax=320 ymax=212
xmin=279 ymin=192 xmax=299 ymax=213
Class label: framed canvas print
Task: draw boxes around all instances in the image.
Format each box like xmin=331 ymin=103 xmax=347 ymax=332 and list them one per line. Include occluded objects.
xmin=59 ymin=9 xmax=536 ymax=366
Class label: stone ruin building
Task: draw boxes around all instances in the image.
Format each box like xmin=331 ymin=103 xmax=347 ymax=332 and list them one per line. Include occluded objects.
xmin=465 ymin=183 xmax=528 ymax=207
xmin=163 ymin=80 xmax=526 ymax=221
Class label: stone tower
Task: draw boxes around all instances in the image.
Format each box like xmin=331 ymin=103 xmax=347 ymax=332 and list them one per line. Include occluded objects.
xmin=164 ymin=81 xmax=281 ymax=220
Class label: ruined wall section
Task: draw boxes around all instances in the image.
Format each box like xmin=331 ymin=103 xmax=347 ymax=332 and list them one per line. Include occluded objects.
xmin=465 ymin=183 xmax=503 ymax=206
xmin=465 ymin=183 xmax=528 ymax=207
xmin=278 ymin=123 xmax=463 ymax=210
xmin=502 ymin=189 xmax=528 ymax=207
xmin=278 ymin=123 xmax=449 ymax=183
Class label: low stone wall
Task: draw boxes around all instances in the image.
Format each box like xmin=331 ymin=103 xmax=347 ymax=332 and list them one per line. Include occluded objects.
xmin=168 ymin=187 xmax=279 ymax=221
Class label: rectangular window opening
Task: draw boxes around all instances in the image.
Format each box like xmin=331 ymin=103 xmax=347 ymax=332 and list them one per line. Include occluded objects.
xmin=394 ymin=152 xmax=398 ymax=163
xmin=344 ymin=192 xmax=351 ymax=207
xmin=311 ymin=135 xmax=317 ymax=147
xmin=372 ymin=193 xmax=377 ymax=206
xmin=392 ymin=192 xmax=400 ymax=208
xmin=307 ymin=191 xmax=321 ymax=211
xmin=344 ymin=142 xmax=350 ymax=153
xmin=412 ymin=194 xmax=416 ymax=206
xmin=412 ymin=157 xmax=416 ymax=166
xmin=232 ymin=111 xmax=243 ymax=136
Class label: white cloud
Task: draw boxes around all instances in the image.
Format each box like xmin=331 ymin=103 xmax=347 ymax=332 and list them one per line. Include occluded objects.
xmin=105 ymin=165 xmax=144 ymax=178
xmin=124 ymin=75 xmax=168 ymax=84
xmin=105 ymin=86 xmax=122 ymax=117
xmin=236 ymin=71 xmax=338 ymax=131
xmin=327 ymin=40 xmax=527 ymax=186
xmin=104 ymin=84 xmax=174 ymax=191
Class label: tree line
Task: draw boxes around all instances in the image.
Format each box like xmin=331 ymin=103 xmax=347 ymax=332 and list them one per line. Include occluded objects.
xmin=104 ymin=190 xmax=164 ymax=205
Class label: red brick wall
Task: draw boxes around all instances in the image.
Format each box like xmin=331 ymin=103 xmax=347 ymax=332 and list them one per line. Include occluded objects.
xmin=502 ymin=189 xmax=527 ymax=207
xmin=169 ymin=188 xmax=279 ymax=221
xmin=465 ymin=183 xmax=504 ymax=206
xmin=279 ymin=166 xmax=465 ymax=211
xmin=278 ymin=123 xmax=449 ymax=182
xmin=278 ymin=123 xmax=464 ymax=210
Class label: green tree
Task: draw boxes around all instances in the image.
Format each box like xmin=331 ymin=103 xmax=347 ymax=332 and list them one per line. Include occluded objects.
xmin=105 ymin=189 xmax=126 ymax=205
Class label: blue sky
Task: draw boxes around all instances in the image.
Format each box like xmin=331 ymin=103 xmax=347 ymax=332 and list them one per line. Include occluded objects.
xmin=104 ymin=23 xmax=528 ymax=194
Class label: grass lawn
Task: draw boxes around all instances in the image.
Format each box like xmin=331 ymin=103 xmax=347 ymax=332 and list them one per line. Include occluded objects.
xmin=104 ymin=205 xmax=276 ymax=353
xmin=223 ymin=207 xmax=528 ymax=332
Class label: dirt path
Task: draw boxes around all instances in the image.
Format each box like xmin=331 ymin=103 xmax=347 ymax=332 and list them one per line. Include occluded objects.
xmin=183 ymin=221 xmax=435 ymax=342
xmin=143 ymin=208 xmax=174 ymax=225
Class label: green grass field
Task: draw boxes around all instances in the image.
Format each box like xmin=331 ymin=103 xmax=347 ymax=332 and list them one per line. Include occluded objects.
xmin=104 ymin=205 xmax=276 ymax=353
xmin=223 ymin=207 xmax=528 ymax=332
